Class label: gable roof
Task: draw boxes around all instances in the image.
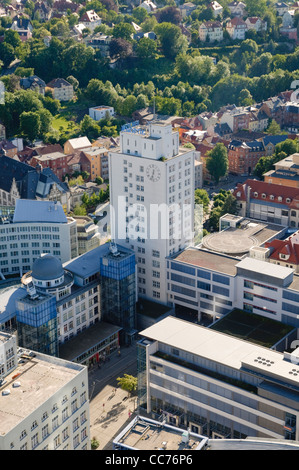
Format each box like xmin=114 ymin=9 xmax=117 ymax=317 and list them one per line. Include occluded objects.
xmin=234 ymin=179 xmax=299 ymax=206
xmin=46 ymin=78 xmax=72 ymax=88
xmin=265 ymin=231 xmax=299 ymax=265
xmin=0 ymin=155 xmax=68 ymax=200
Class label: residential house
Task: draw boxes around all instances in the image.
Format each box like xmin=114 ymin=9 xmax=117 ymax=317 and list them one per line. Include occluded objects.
xmin=79 ymin=9 xmax=102 ymax=31
xmin=214 ymin=122 xmax=233 ymax=139
xmin=227 ymin=1 xmax=247 ymax=17
xmin=0 ymin=140 xmax=18 ymax=158
xmin=228 ymin=139 xmax=265 ymax=175
xmin=220 ymin=107 xmax=251 ymax=133
xmin=64 ymin=137 xmax=92 ymax=154
xmin=84 ymin=32 xmax=112 ymax=56
xmin=10 ymin=16 xmax=33 ymax=41
xmin=247 ymin=108 xmax=269 ymax=132
xmin=209 ymin=1 xmax=223 ymax=17
xmin=178 ymin=2 xmax=197 ymax=17
xmin=18 ymin=143 xmax=64 ymax=164
xmin=199 ymin=21 xmax=223 ymax=43
xmin=245 ymin=17 xmax=267 ymax=32
xmin=20 ymin=75 xmax=46 ymax=95
xmin=282 ymin=10 xmax=295 ymax=27
xmin=46 ymin=78 xmax=74 ymax=101
xmin=33 ymin=1 xmax=52 ymax=21
xmin=264 ymin=152 xmax=299 ymax=188
xmin=280 ymin=25 xmax=298 ymax=41
xmin=139 ymin=0 xmax=157 ymax=13
xmin=198 ymin=111 xmax=218 ymax=130
xmin=272 ymin=101 xmax=299 ymax=131
xmin=89 ymin=106 xmax=115 ymax=121
xmin=262 ymin=134 xmax=293 ymax=156
xmin=226 ymin=17 xmax=247 ymax=40
xmin=275 ymin=2 xmax=289 ymax=16
xmin=133 ymin=31 xmax=157 ymax=41
xmin=233 ymin=178 xmax=299 ymax=227
xmin=52 ymin=0 xmax=79 ymax=15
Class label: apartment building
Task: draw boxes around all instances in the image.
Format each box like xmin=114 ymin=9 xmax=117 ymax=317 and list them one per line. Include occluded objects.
xmin=46 ymin=78 xmax=74 ymax=102
xmin=138 ymin=316 xmax=299 ymax=441
xmin=0 ymin=332 xmax=90 ymax=450
xmin=0 ymin=199 xmax=77 ymax=279
xmin=109 ymin=120 xmax=195 ymax=304
xmin=199 ymin=21 xmax=223 ymax=42
xmin=228 ymin=139 xmax=265 ymax=175
xmin=226 ymin=17 xmax=247 ymax=40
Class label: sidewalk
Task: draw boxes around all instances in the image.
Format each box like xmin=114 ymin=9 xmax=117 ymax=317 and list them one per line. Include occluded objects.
xmin=88 ymin=344 xmax=138 ymax=450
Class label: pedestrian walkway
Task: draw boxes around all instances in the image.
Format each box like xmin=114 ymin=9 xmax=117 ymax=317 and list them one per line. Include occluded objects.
xmin=88 ymin=344 xmax=138 ymax=450
xmin=90 ymin=384 xmax=137 ymax=450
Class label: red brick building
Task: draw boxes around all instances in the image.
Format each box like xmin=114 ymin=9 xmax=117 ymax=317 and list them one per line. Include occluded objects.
xmin=228 ymin=139 xmax=265 ymax=175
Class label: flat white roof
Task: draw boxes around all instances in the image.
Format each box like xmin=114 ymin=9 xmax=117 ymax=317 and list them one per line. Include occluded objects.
xmin=140 ymin=317 xmax=299 ymax=386
xmin=236 ymin=257 xmax=294 ymax=279
xmin=0 ymin=353 xmax=85 ymax=435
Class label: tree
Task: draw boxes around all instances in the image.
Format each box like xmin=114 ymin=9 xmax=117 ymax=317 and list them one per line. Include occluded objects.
xmin=66 ymin=75 xmax=79 ymax=90
xmin=80 ymin=115 xmax=101 ymax=140
xmin=266 ymin=119 xmax=282 ymax=135
xmin=91 ymin=437 xmax=99 ymax=450
xmin=73 ymin=203 xmax=87 ymax=215
xmin=132 ymin=6 xmax=148 ymax=24
xmin=117 ymin=374 xmax=137 ymax=396
xmin=121 ymin=95 xmax=138 ymax=116
xmin=0 ymin=42 xmax=15 ymax=67
xmin=136 ymin=37 xmax=157 ymax=59
xmin=20 ymin=111 xmax=41 ymax=141
xmin=206 ymin=143 xmax=228 ymax=184
xmin=110 ymin=37 xmax=133 ymax=59
xmin=112 ymin=22 xmax=135 ymax=42
xmin=155 ymin=6 xmax=182 ymax=25
xmin=155 ymin=22 xmax=188 ymax=59
xmin=195 ymin=189 xmax=210 ymax=215
xmin=238 ymin=88 xmax=254 ymax=106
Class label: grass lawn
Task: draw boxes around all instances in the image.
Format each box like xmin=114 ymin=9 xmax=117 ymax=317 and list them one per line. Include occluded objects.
xmin=52 ymin=115 xmax=72 ymax=132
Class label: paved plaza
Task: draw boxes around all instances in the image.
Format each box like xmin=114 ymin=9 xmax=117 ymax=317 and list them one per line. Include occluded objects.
xmin=88 ymin=343 xmax=139 ymax=450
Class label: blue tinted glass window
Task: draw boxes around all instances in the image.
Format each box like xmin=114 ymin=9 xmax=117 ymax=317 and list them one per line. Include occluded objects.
xmin=197 ymin=269 xmax=211 ymax=280
xmin=213 ymin=273 xmax=230 ymax=285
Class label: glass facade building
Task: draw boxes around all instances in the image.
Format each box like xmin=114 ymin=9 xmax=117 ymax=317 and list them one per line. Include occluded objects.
xmin=100 ymin=251 xmax=136 ymax=344
xmin=16 ymin=294 xmax=58 ymax=356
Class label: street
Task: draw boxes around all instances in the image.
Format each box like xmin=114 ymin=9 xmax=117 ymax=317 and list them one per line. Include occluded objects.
xmin=88 ymin=343 xmax=139 ymax=450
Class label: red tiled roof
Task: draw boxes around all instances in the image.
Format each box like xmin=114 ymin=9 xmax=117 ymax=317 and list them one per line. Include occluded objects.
xmin=265 ymin=232 xmax=299 ymax=265
xmin=233 ymin=179 xmax=299 ymax=206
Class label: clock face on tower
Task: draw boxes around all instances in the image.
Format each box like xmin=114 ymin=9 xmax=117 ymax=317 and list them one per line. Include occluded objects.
xmin=146 ymin=164 xmax=161 ymax=182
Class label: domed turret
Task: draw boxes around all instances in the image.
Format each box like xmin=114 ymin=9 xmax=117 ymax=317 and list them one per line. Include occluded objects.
xmin=32 ymin=254 xmax=64 ymax=283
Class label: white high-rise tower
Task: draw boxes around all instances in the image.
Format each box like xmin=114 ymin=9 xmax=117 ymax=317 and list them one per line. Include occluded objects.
xmin=109 ymin=120 xmax=195 ymax=304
